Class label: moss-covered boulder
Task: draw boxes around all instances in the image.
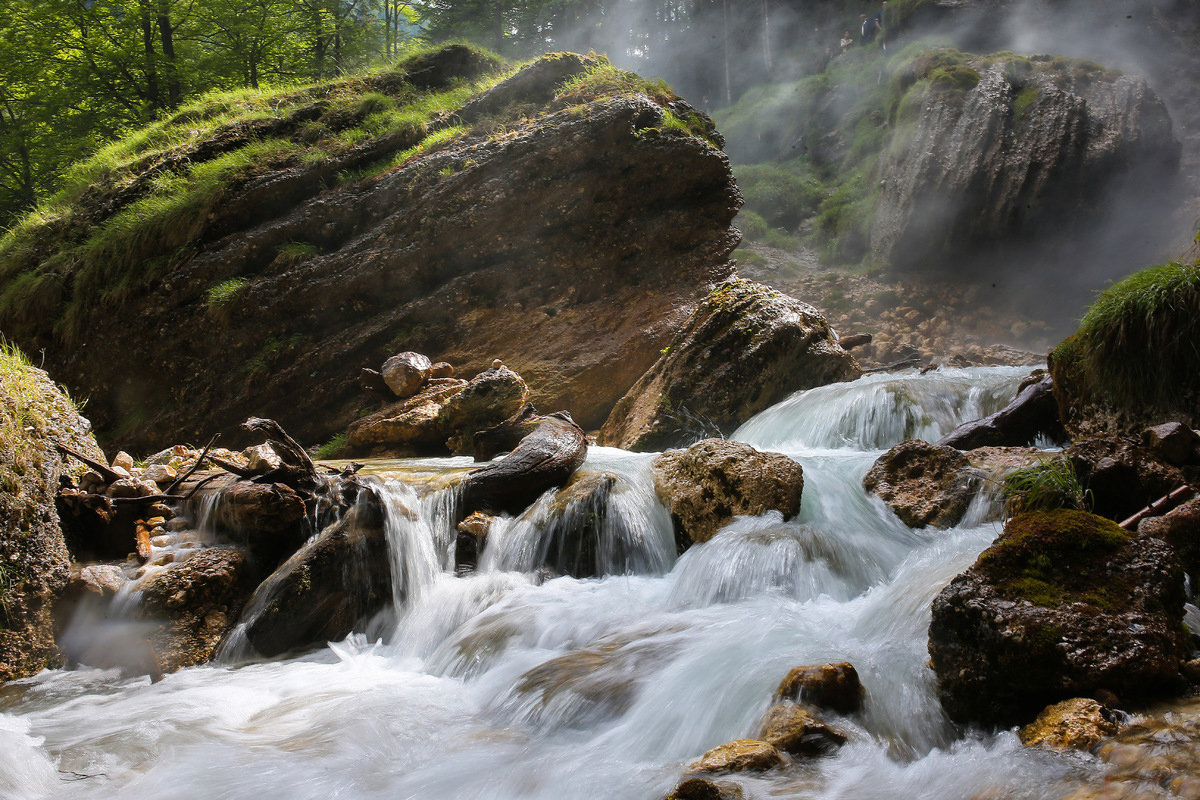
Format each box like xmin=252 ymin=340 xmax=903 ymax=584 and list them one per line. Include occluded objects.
xmin=652 ymin=439 xmax=804 ymax=550
xmin=601 ymin=279 xmax=859 ymax=451
xmin=1050 ymin=260 xmax=1200 ymax=438
xmin=929 ymin=510 xmax=1188 ymax=726
xmin=0 ymin=347 xmax=104 ymax=683
xmin=0 ymin=48 xmax=739 ymax=452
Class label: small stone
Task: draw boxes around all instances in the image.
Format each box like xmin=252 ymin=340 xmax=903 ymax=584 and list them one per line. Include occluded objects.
xmin=774 ymin=662 xmax=863 ymax=713
xmin=142 ymin=463 xmax=177 ymax=485
xmin=79 ymin=564 xmax=127 ymax=596
xmin=457 ymin=511 xmax=494 ymax=538
xmin=758 ymin=703 xmax=846 ymax=756
xmin=242 ymin=443 xmax=281 ymax=473
xmin=689 ymin=739 xmax=786 ymax=774
xmin=109 ymin=464 xmax=132 ymax=480
xmin=106 ymin=477 xmax=145 ymax=498
xmin=492 ymin=358 xmax=504 ymax=368
xmin=151 ymin=535 xmax=172 ymax=547
xmin=112 ymin=451 xmax=135 ymax=471
xmin=1020 ymin=698 xmax=1120 ymax=751
xmin=165 ymin=519 xmax=190 ymax=532
xmin=668 ymin=777 xmax=744 ymax=800
xmin=429 ymin=361 xmax=454 ymax=379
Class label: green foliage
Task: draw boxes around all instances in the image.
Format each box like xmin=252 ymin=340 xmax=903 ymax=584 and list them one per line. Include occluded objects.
xmin=272 ymin=243 xmax=320 ymax=267
xmin=736 ymin=210 xmax=770 ymax=242
xmin=1012 ymin=86 xmax=1039 ymax=124
xmin=554 ymin=62 xmax=675 ymax=105
xmin=734 ymin=159 xmax=826 ymax=230
xmin=206 ymin=278 xmax=250 ymax=312
xmin=314 ymin=433 xmax=349 ymax=460
xmin=1001 ymin=457 xmax=1089 ymax=519
xmin=1064 ymin=260 xmax=1200 ymax=411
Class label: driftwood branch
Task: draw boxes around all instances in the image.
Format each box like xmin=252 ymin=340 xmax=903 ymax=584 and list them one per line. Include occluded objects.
xmin=210 ymin=455 xmax=256 ymax=478
xmin=164 ymin=434 xmax=220 ymax=496
xmin=242 ymin=417 xmax=316 ymax=476
xmin=55 ymin=443 xmax=122 ymax=484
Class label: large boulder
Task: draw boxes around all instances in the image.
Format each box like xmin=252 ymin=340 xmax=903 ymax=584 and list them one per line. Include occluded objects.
xmin=437 ymin=366 xmax=529 ymax=455
xmin=929 ymin=510 xmax=1188 ymax=726
xmin=138 ymin=547 xmax=253 ymax=671
xmin=862 ymin=439 xmax=981 ymax=528
xmin=237 ymin=498 xmax=391 ymax=658
xmin=652 ymin=439 xmax=804 ymax=550
xmin=381 ymin=351 xmax=432 ymax=399
xmin=347 ymin=378 xmax=467 ymax=455
xmin=0 ymin=354 xmax=104 ymax=683
xmin=1 ymin=49 xmax=740 ymax=453
xmin=600 ymin=279 xmax=860 ymax=451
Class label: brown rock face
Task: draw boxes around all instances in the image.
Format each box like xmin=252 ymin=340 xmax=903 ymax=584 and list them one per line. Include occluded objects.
xmin=601 ymin=279 xmax=859 ymax=451
xmin=1138 ymin=497 xmax=1200 ymax=579
xmin=347 ymin=378 xmax=467 ymax=454
xmin=3 ymin=50 xmax=740 ymax=452
xmin=139 ymin=547 xmax=253 ymax=671
xmin=689 ymin=739 xmax=786 ymax=774
xmin=1019 ymin=698 xmax=1120 ymax=751
xmin=758 ymin=702 xmax=846 ymax=756
xmin=929 ymin=510 xmax=1188 ymax=726
xmin=862 ymin=439 xmax=981 ymax=528
xmin=773 ymin=662 xmax=864 ymax=714
xmin=652 ymin=439 xmax=804 ymax=549
xmin=0 ymin=360 xmax=104 ymax=683
xmin=1065 ymin=436 xmax=1188 ymax=523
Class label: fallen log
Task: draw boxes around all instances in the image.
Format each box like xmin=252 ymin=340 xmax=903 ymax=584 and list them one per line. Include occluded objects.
xmin=459 ymin=411 xmax=588 ymax=517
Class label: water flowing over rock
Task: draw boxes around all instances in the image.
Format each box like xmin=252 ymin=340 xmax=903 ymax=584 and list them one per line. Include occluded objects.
xmin=0 ymin=359 xmax=103 ymax=683
xmin=1019 ymin=698 xmax=1120 ymax=751
xmin=601 ymin=279 xmax=859 ymax=451
xmin=929 ymin=510 xmax=1188 ymax=726
xmin=862 ymin=439 xmax=981 ymax=528
xmin=773 ymin=662 xmax=864 ymax=714
xmin=872 ymin=55 xmax=1179 ymax=274
xmin=937 ymin=373 xmax=1065 ymax=449
xmin=758 ymin=702 xmax=846 ymax=756
xmin=688 ymin=739 xmax=786 ymax=774
xmin=652 ymin=439 xmax=804 ymax=549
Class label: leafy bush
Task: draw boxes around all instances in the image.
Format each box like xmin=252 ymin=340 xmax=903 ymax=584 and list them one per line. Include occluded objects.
xmin=735 ymin=160 xmax=826 ymax=230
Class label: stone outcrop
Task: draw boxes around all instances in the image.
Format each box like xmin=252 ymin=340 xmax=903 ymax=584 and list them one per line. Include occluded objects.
xmin=347 ymin=378 xmax=468 ymax=454
xmin=1064 ymin=437 xmax=1188 ymax=523
xmin=872 ymin=53 xmax=1179 ymax=274
xmin=1 ymin=48 xmax=740 ymax=453
xmin=0 ymin=356 xmax=104 ymax=683
xmin=929 ymin=510 xmax=1188 ymax=726
xmin=863 ymin=439 xmax=981 ymax=528
xmin=938 ymin=373 xmax=1065 ymax=450
xmin=601 ymin=279 xmax=859 ymax=451
xmin=652 ymin=439 xmax=804 ymax=550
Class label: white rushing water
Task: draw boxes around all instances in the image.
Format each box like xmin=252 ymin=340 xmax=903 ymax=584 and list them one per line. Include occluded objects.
xmin=0 ymin=366 xmax=1104 ymax=800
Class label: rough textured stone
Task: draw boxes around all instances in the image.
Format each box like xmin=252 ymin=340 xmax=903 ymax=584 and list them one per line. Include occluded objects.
xmin=601 ymin=279 xmax=859 ymax=451
xmin=347 ymin=378 xmax=467 ymax=454
xmin=773 ymin=662 xmax=863 ymax=714
xmin=1020 ymin=698 xmax=1120 ymax=751
xmin=381 ymin=351 xmax=432 ymax=399
xmin=139 ymin=547 xmax=253 ymax=671
xmin=929 ymin=510 xmax=1188 ymax=726
xmin=863 ymin=439 xmax=981 ymax=528
xmin=1138 ymin=497 xmax=1200 ymax=580
xmin=1065 ymin=436 xmax=1188 ymax=523
xmin=1141 ymin=422 xmax=1199 ymax=466
xmin=668 ymin=777 xmax=744 ymax=800
xmin=689 ymin=739 xmax=786 ymax=774
xmin=0 ymin=358 xmax=104 ymax=684
xmin=938 ymin=373 xmax=1065 ymax=449
xmin=652 ymin=439 xmax=804 ymax=548
xmin=2 ymin=50 xmax=740 ymax=453
xmin=758 ymin=702 xmax=847 ymax=756
xmin=438 ymin=366 xmax=530 ymax=455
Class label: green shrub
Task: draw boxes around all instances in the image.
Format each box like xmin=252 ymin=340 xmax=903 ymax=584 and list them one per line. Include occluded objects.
xmin=735 ymin=210 xmax=770 ymax=242
xmin=206 ymin=277 xmax=250 ymax=312
xmin=1000 ymin=457 xmax=1089 ymax=518
xmin=735 ymin=160 xmax=826 ymax=229
xmin=314 ymin=433 xmax=348 ymax=460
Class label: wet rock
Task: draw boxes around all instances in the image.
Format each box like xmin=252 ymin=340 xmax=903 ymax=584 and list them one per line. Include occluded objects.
xmin=929 ymin=510 xmax=1188 ymax=726
xmin=1138 ymin=497 xmax=1200 ymax=579
xmin=774 ymin=662 xmax=863 ymax=714
xmin=347 ymin=378 xmax=468 ymax=455
xmin=381 ymin=351 xmax=432 ymax=399
xmin=1019 ymin=698 xmax=1120 ymax=751
xmin=689 ymin=739 xmax=786 ymax=774
xmin=439 ymin=366 xmax=530 ymax=455
xmin=1065 ymin=437 xmax=1187 ymax=523
xmin=600 ymin=279 xmax=860 ymax=451
xmin=837 ymin=333 xmax=872 ymax=350
xmin=459 ymin=412 xmax=587 ymax=517
xmin=139 ymin=546 xmax=253 ymax=671
xmin=455 ymin=511 xmax=495 ymax=572
xmin=652 ymin=439 xmax=804 ymax=549
xmin=863 ymin=439 xmax=981 ymax=528
xmin=1141 ymin=422 xmax=1199 ymax=466
xmin=472 ymin=402 xmax=544 ymax=461
xmin=78 ymin=564 xmax=127 ymax=597
xmin=938 ymin=373 xmax=1065 ymax=449
xmin=0 ymin=358 xmax=104 ymax=683
xmin=667 ymin=777 xmax=744 ymax=800
xmin=758 ymin=702 xmax=846 ymax=756
xmin=238 ymin=498 xmax=391 ymax=658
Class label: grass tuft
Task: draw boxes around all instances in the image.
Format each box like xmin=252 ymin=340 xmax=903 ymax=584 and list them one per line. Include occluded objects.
xmin=1001 ymin=457 xmax=1089 ymax=519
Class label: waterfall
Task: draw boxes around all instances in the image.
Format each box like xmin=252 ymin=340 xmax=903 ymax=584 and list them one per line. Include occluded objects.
xmin=2 ymin=366 xmax=1120 ymax=800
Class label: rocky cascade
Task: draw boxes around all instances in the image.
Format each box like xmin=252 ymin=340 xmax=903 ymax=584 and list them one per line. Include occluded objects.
xmin=600 ymin=279 xmax=859 ymax=451
xmin=0 ymin=48 xmax=740 ymax=452
xmin=0 ymin=352 xmax=104 ymax=682
xmin=872 ymin=52 xmax=1179 ymax=273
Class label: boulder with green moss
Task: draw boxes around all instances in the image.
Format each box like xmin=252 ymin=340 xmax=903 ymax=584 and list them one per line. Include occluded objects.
xmin=0 ymin=47 xmax=739 ymax=453
xmin=0 ymin=347 xmax=105 ymax=683
xmin=600 ymin=279 xmax=859 ymax=451
xmin=929 ymin=510 xmax=1188 ymax=726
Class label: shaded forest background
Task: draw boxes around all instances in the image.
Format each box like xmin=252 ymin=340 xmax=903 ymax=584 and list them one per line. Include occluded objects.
xmin=0 ymin=0 xmax=882 ymax=230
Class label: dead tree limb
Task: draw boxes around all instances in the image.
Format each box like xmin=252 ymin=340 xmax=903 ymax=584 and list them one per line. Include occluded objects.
xmin=55 ymin=443 xmax=122 ymax=484
xmin=164 ymin=434 xmax=220 ymax=495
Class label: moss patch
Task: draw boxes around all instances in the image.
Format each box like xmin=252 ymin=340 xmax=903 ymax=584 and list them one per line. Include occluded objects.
xmin=977 ymin=510 xmax=1132 ymax=610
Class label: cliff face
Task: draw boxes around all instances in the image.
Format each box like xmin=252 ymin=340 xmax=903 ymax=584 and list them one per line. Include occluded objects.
xmin=0 ymin=48 xmax=740 ymax=450
xmin=872 ymin=55 xmax=1180 ymax=272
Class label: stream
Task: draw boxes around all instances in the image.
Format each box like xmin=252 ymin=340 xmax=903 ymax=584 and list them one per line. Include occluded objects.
xmin=0 ymin=367 xmax=1116 ymax=800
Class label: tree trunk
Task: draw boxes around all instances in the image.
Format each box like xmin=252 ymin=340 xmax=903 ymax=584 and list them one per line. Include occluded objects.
xmin=139 ymin=3 xmax=162 ymax=111
xmin=157 ymin=1 xmax=181 ymax=108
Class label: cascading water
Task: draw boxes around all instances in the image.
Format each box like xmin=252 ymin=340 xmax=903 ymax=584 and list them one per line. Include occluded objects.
xmin=0 ymin=367 xmax=1115 ymax=800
